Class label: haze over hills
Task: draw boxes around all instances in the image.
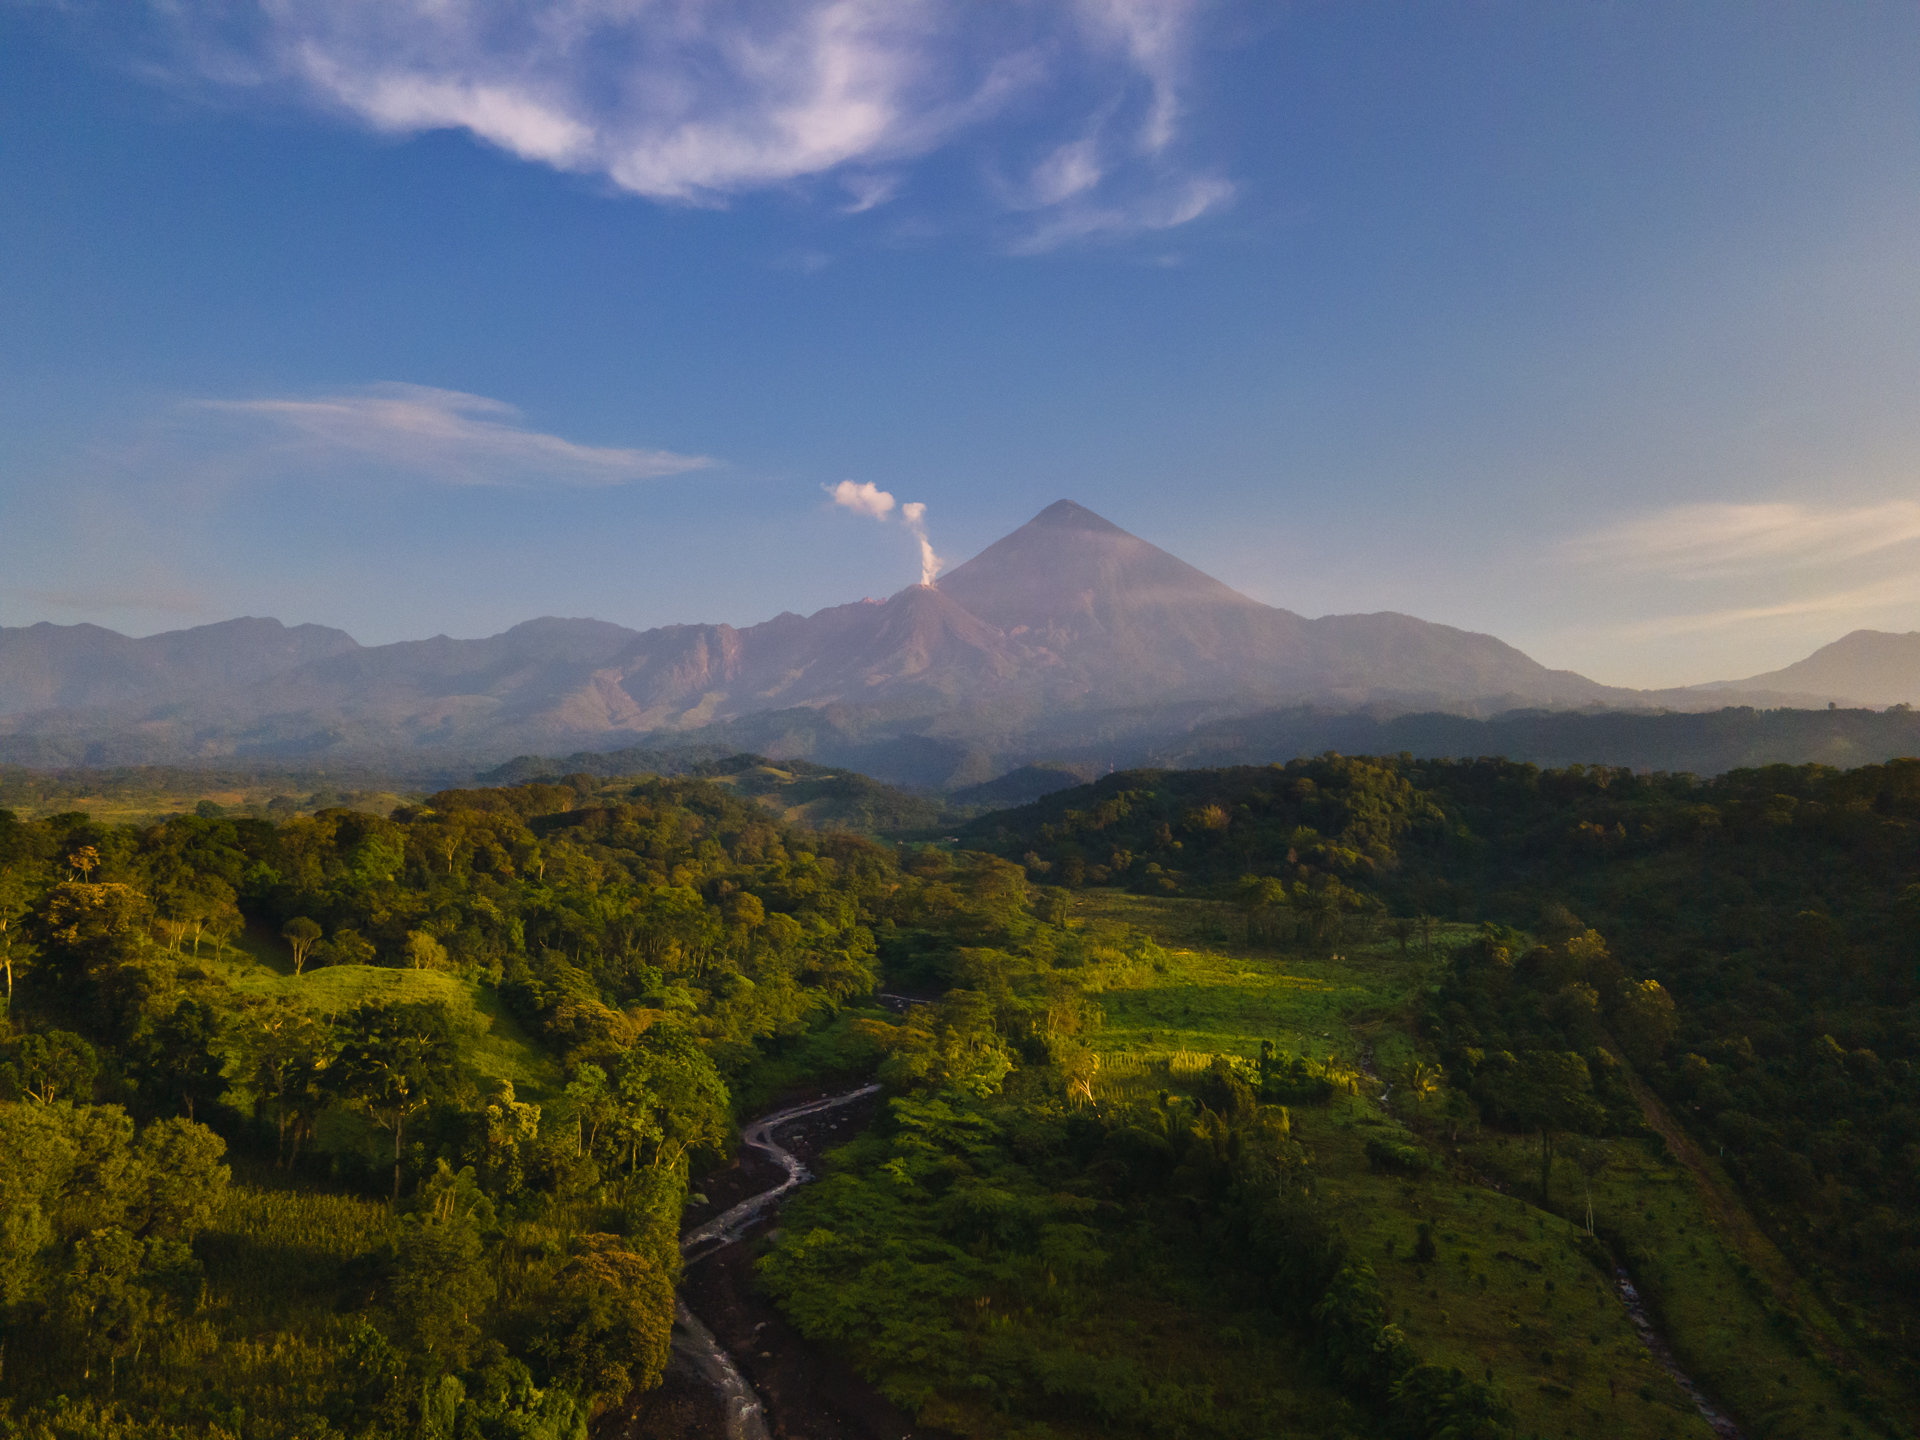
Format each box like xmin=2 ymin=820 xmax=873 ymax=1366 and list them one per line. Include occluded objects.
xmin=1694 ymin=629 xmax=1920 ymax=707
xmin=0 ymin=616 xmax=359 ymax=714
xmin=1 ymin=500 xmax=1913 ymax=782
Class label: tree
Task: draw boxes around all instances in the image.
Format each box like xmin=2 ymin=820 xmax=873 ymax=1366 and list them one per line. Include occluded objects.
xmin=1612 ymin=978 xmax=1677 ymax=1066
xmin=59 ymin=1226 xmax=152 ymax=1384
xmin=536 ymin=1234 xmax=675 ymax=1402
xmin=405 ymin=929 xmax=450 ymax=972
xmin=1295 ymin=885 xmax=1338 ymax=948
xmin=162 ymin=874 xmax=238 ymax=958
xmin=329 ymin=1001 xmax=458 ymax=1200
xmin=1236 ymin=874 xmax=1289 ymax=947
xmin=1570 ymin=1139 xmax=1611 ymax=1235
xmin=126 ymin=1116 xmax=231 ymax=1240
xmin=0 ymin=866 xmax=38 ymax=1006
xmin=137 ymin=999 xmax=228 ymax=1121
xmin=1401 ymin=1059 xmax=1444 ymax=1104
xmin=611 ymin=1027 xmax=729 ymax=1175
xmin=5 ymin=1105 xmax=226 ymax=1386
xmin=0 ymin=1028 xmax=98 ymax=1104
xmin=391 ymin=1162 xmax=496 ymax=1365
xmin=34 ymin=881 xmax=152 ymax=1022
xmin=562 ymin=1064 xmax=618 ymax=1160
xmin=244 ymin=1002 xmax=331 ymax=1166
xmin=281 ymin=917 xmax=323 ymax=975
xmin=1510 ymin=1051 xmax=1603 ymax=1207
xmin=1058 ymin=1042 xmax=1100 ymax=1107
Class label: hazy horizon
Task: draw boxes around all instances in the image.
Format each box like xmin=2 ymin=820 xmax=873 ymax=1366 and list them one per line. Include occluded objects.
xmin=3 ymin=3 xmax=1918 ymax=690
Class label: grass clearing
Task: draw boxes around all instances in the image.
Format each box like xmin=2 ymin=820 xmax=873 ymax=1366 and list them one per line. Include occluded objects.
xmin=1058 ymin=890 xmax=1886 ymax=1440
xmin=206 ymin=945 xmax=564 ymax=1104
xmin=1465 ymin=1116 xmax=1881 ymax=1438
xmin=1069 ymin=890 xmax=1445 ymax=1076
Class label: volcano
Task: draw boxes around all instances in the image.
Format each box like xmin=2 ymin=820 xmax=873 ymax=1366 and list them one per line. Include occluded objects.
xmin=1 ymin=500 xmax=1646 ymax=772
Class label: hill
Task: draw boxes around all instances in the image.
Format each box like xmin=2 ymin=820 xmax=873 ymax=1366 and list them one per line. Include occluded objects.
xmin=0 ymin=501 xmax=1651 ymax=772
xmin=1694 ymin=628 xmax=1920 ymax=706
xmin=1146 ymin=701 xmax=1920 ymax=777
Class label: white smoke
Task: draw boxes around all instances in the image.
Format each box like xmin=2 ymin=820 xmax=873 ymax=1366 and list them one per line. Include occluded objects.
xmin=900 ymin=501 xmax=945 ymax=586
xmin=825 ymin=481 xmax=944 ymax=586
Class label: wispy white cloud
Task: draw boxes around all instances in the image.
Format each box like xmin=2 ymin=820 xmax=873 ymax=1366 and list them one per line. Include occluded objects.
xmin=1009 ymin=172 xmax=1233 ymax=253
xmin=1077 ymin=0 xmax=1197 ymax=154
xmin=135 ymin=0 xmax=1228 ymax=246
xmin=193 ymin=383 xmax=711 ymax=487
xmin=1562 ymin=499 xmax=1920 ymax=577
xmin=1607 ymin=573 xmax=1920 ymax=640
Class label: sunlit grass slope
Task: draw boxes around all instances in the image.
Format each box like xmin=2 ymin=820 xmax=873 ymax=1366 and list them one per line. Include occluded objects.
xmin=1066 ymin=892 xmax=1884 ymax=1440
xmin=212 ymin=932 xmax=563 ymax=1103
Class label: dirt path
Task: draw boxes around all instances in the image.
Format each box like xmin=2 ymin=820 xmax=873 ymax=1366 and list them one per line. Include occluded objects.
xmin=1612 ymin=1057 xmax=1883 ymax=1389
xmin=1617 ymin=1066 xmax=1801 ymax=1307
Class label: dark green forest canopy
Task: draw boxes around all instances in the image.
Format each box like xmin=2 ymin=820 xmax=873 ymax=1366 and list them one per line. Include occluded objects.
xmin=967 ymin=755 xmax=1920 ymax=1341
xmin=0 ymin=772 xmax=1046 ymax=1438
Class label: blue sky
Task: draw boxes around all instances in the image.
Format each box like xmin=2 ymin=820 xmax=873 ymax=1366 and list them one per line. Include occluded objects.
xmin=1 ymin=1 xmax=1916 ymax=688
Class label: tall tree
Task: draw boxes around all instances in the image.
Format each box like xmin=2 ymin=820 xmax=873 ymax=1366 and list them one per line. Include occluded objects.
xmin=611 ymin=1028 xmax=729 ymax=1175
xmin=329 ymin=1001 xmax=458 ymax=1200
xmin=1509 ymin=1051 xmax=1603 ymax=1207
xmin=0 ymin=866 xmax=39 ymax=1006
xmin=1236 ymin=875 xmax=1289 ymax=948
xmin=0 ymin=1029 xmax=98 ymax=1105
xmin=280 ymin=917 xmax=322 ymax=975
xmin=137 ymin=1000 xmax=229 ymax=1121
xmin=244 ymin=1001 xmax=331 ymax=1166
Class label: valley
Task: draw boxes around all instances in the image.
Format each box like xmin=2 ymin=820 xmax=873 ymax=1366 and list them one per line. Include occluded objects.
xmin=2 ymin=749 xmax=1913 ymax=1439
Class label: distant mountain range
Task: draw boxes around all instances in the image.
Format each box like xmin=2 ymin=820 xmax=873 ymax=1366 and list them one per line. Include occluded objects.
xmin=3 ymin=500 xmax=1916 ymax=783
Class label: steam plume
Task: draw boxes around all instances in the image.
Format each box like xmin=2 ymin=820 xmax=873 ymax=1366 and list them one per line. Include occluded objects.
xmin=825 ymin=482 xmax=944 ymax=586
xmin=901 ymin=502 xmax=945 ymax=586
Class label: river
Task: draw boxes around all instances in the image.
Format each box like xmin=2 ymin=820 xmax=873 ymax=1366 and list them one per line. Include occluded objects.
xmin=671 ymin=1085 xmax=883 ymax=1440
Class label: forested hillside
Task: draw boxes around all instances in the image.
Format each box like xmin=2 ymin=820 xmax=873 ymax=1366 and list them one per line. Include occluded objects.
xmin=965 ymin=756 xmax=1920 ymax=1393
xmin=3 ymin=753 xmax=1918 ymax=1440
xmin=0 ymin=774 xmax=981 ymax=1437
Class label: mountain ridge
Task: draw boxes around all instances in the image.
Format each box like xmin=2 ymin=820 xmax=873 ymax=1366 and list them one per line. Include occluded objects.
xmin=2 ymin=501 xmax=1909 ymax=775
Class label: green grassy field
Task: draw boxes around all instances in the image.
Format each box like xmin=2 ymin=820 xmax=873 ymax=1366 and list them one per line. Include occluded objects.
xmin=212 ymin=932 xmax=564 ymax=1104
xmin=1063 ymin=891 xmax=1887 ymax=1440
xmin=0 ymin=781 xmax=414 ymax=826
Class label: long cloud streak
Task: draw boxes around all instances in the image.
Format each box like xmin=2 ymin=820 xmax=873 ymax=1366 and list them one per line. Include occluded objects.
xmin=1562 ymin=500 xmax=1920 ymax=578
xmin=1607 ymin=573 xmax=1920 ymax=640
xmin=196 ymin=384 xmax=712 ymax=487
